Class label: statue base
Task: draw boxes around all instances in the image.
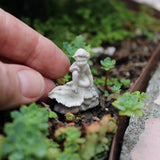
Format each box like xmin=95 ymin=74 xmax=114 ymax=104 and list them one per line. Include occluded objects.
xmin=53 ymin=96 xmax=99 ymax=114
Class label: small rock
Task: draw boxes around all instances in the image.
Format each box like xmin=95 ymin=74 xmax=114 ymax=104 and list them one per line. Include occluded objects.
xmin=132 ymin=43 xmax=137 ymax=50
xmin=143 ymin=46 xmax=149 ymax=52
xmin=92 ymin=47 xmax=116 ymax=56
xmin=104 ymin=47 xmax=116 ymax=56
xmin=92 ymin=47 xmax=104 ymax=54
xmin=135 ymin=28 xmax=143 ymax=36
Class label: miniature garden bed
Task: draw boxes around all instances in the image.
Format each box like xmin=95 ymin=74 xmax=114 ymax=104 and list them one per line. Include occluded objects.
xmin=46 ymin=37 xmax=160 ymax=159
xmin=44 ymin=38 xmax=160 ymax=160
xmin=1 ymin=37 xmax=160 ymax=160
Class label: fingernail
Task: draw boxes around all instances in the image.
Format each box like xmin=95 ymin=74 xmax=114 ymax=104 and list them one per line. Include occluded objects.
xmin=18 ymin=70 xmax=45 ymax=98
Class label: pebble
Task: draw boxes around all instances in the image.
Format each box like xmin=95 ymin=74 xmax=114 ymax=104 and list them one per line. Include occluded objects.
xmin=92 ymin=47 xmax=104 ymax=54
xmin=91 ymin=47 xmax=116 ymax=56
xmin=104 ymin=47 xmax=116 ymax=56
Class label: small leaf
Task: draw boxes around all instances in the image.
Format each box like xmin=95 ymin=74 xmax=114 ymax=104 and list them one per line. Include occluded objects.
xmin=67 ymin=128 xmax=81 ymax=141
xmin=94 ymin=77 xmax=105 ymax=86
xmin=134 ymin=110 xmax=143 ymax=116
xmin=91 ymin=68 xmax=98 ymax=76
xmin=105 ymin=90 xmax=110 ymax=97
xmin=120 ymin=78 xmax=131 ymax=86
xmin=48 ymin=111 xmax=58 ymax=119
xmin=57 ymin=152 xmax=81 ymax=160
xmin=63 ymin=35 xmax=89 ymax=63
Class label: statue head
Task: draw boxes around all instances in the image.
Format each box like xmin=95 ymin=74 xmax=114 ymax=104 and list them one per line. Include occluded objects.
xmin=73 ymin=48 xmax=90 ymax=60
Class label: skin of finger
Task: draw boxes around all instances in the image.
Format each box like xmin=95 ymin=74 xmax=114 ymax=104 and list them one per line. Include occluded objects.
xmin=0 ymin=62 xmax=55 ymax=110
xmin=0 ymin=9 xmax=70 ymax=79
xmin=41 ymin=77 xmax=56 ymax=101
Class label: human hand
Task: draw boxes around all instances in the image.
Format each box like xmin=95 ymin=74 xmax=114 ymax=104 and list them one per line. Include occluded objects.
xmin=0 ymin=9 xmax=70 ymax=110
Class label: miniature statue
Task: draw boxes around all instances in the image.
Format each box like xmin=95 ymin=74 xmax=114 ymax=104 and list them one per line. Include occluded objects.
xmin=48 ymin=48 xmax=99 ymax=114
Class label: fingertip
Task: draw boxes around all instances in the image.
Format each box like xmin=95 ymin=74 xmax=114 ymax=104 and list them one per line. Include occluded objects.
xmin=42 ymin=78 xmax=56 ymax=99
xmin=27 ymin=35 xmax=70 ymax=79
xmin=50 ymin=42 xmax=70 ymax=78
xmin=0 ymin=63 xmax=46 ymax=110
xmin=55 ymin=46 xmax=70 ymax=78
xmin=18 ymin=69 xmax=45 ymax=99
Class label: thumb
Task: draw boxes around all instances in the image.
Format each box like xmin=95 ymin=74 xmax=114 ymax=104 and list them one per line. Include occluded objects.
xmin=0 ymin=62 xmax=47 ymax=110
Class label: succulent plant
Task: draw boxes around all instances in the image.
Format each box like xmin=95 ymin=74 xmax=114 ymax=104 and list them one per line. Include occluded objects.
xmin=100 ymin=57 xmax=116 ymax=71
xmin=65 ymin=112 xmax=75 ymax=122
xmin=112 ymin=91 xmax=148 ymax=116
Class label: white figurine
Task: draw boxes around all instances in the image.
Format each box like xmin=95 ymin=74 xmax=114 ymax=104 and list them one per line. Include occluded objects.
xmin=48 ymin=48 xmax=99 ymax=114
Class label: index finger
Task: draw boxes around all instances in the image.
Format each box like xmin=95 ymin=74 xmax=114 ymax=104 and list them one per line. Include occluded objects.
xmin=0 ymin=9 xmax=70 ymax=79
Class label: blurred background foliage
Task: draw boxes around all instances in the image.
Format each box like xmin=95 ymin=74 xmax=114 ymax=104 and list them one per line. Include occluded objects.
xmin=0 ymin=0 xmax=159 ymax=49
